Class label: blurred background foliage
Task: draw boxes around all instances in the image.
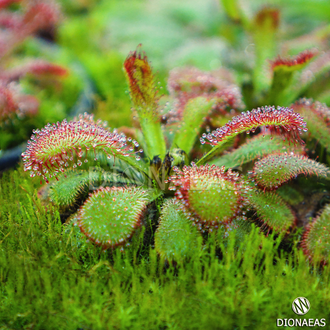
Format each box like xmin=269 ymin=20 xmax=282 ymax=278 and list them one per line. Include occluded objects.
xmin=1 ymin=0 xmax=330 ymax=150
xmin=55 ymin=0 xmax=330 ymax=128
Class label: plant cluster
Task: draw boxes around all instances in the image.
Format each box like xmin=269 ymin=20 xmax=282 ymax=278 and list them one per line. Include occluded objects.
xmin=0 ymin=0 xmax=63 ymax=122
xmin=0 ymin=0 xmax=83 ymax=153
xmin=22 ymin=37 xmax=330 ymax=264
xmin=4 ymin=1 xmax=330 ymax=328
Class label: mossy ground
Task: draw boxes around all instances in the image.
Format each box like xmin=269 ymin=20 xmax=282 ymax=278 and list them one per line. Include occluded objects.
xmin=1 ymin=168 xmax=330 ymax=330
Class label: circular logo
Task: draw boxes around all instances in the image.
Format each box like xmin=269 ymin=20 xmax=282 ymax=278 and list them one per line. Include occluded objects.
xmin=292 ymin=297 xmax=310 ymax=315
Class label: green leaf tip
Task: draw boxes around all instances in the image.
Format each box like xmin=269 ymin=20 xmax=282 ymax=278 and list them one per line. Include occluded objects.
xmin=251 ymin=152 xmax=330 ymax=190
xmin=291 ymin=98 xmax=330 ymax=149
xmin=154 ymin=199 xmax=202 ymax=261
xmin=198 ymin=105 xmax=307 ymax=164
xmin=123 ymin=46 xmax=166 ymax=159
xmin=210 ymin=133 xmax=305 ymax=169
xmin=301 ymin=204 xmax=330 ymax=264
xmin=77 ymin=186 xmax=149 ymax=250
xmin=249 ymin=189 xmax=296 ymax=233
xmin=49 ymin=169 xmax=134 ymax=208
xmin=171 ymin=96 xmax=216 ymax=154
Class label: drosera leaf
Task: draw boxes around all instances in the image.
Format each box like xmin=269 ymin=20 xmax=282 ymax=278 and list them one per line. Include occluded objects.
xmin=268 ymin=49 xmax=319 ymax=105
xmin=123 ymin=46 xmax=166 ymax=159
xmin=167 ymin=66 xmax=244 ymax=123
xmin=283 ymin=49 xmax=330 ymax=104
xmin=301 ymin=204 xmax=330 ymax=264
xmin=21 ymin=113 xmax=147 ymax=183
xmin=291 ymin=99 xmax=330 ymax=149
xmin=123 ymin=45 xmax=158 ymax=111
xmin=197 ymin=106 xmax=307 ymax=165
xmin=77 ymin=186 xmax=150 ymax=250
xmin=270 ymin=49 xmax=318 ymax=72
xmin=168 ymin=164 xmax=251 ymax=232
xmin=209 ymin=133 xmax=305 ymax=169
xmin=300 ymin=50 xmax=330 ymax=101
xmin=167 ymin=66 xmax=231 ymax=98
xmin=251 ymin=152 xmax=330 ymax=190
xmin=252 ymin=7 xmax=280 ymax=94
xmin=171 ymin=96 xmax=215 ymax=155
xmin=48 ymin=168 xmax=135 ymax=209
xmin=154 ymin=199 xmax=202 ymax=261
xmin=248 ymin=188 xmax=296 ymax=233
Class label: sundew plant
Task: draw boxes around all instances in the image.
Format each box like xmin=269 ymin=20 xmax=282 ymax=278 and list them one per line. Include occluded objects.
xmin=3 ymin=1 xmax=330 ymax=328
xmin=21 ymin=43 xmax=330 ymax=264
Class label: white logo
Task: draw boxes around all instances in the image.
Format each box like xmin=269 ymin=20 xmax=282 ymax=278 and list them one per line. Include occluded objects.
xmin=292 ymin=297 xmax=310 ymax=315
xmin=277 ymin=297 xmax=325 ymax=327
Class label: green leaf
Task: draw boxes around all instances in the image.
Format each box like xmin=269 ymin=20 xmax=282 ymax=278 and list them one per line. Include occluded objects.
xmin=252 ymin=8 xmax=279 ymax=94
xmin=291 ymin=99 xmax=330 ymax=149
xmin=169 ymin=164 xmax=251 ymax=231
xmin=220 ymin=0 xmax=249 ymax=26
xmin=171 ymin=97 xmax=215 ymax=154
xmin=49 ymin=168 xmax=135 ymax=208
xmin=220 ymin=0 xmax=241 ymax=21
xmin=252 ymin=152 xmax=330 ymax=190
xmin=302 ymin=204 xmax=330 ymax=264
xmin=123 ymin=47 xmax=166 ymax=159
xmin=210 ymin=134 xmax=305 ymax=169
xmin=248 ymin=188 xmax=296 ymax=232
xmin=77 ymin=186 xmax=150 ymax=249
xmin=154 ymin=199 xmax=202 ymax=261
xmin=268 ymin=50 xmax=318 ymax=105
xmin=197 ymin=106 xmax=306 ymax=165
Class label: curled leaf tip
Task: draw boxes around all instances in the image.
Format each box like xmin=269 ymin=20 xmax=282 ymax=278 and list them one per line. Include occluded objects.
xmin=251 ymin=152 xmax=330 ymax=190
xmin=200 ymin=106 xmax=307 ymax=147
xmin=301 ymin=204 xmax=330 ymax=264
xmin=270 ymin=49 xmax=318 ymax=71
xmin=291 ymin=99 xmax=330 ymax=149
xmin=21 ymin=114 xmax=142 ymax=183
xmin=123 ymin=45 xmax=158 ymax=111
xmin=293 ymin=98 xmax=330 ymax=127
xmin=255 ymin=7 xmax=280 ymax=30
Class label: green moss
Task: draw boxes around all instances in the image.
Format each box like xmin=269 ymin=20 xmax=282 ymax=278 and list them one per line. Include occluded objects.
xmin=1 ymin=169 xmax=330 ymax=329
